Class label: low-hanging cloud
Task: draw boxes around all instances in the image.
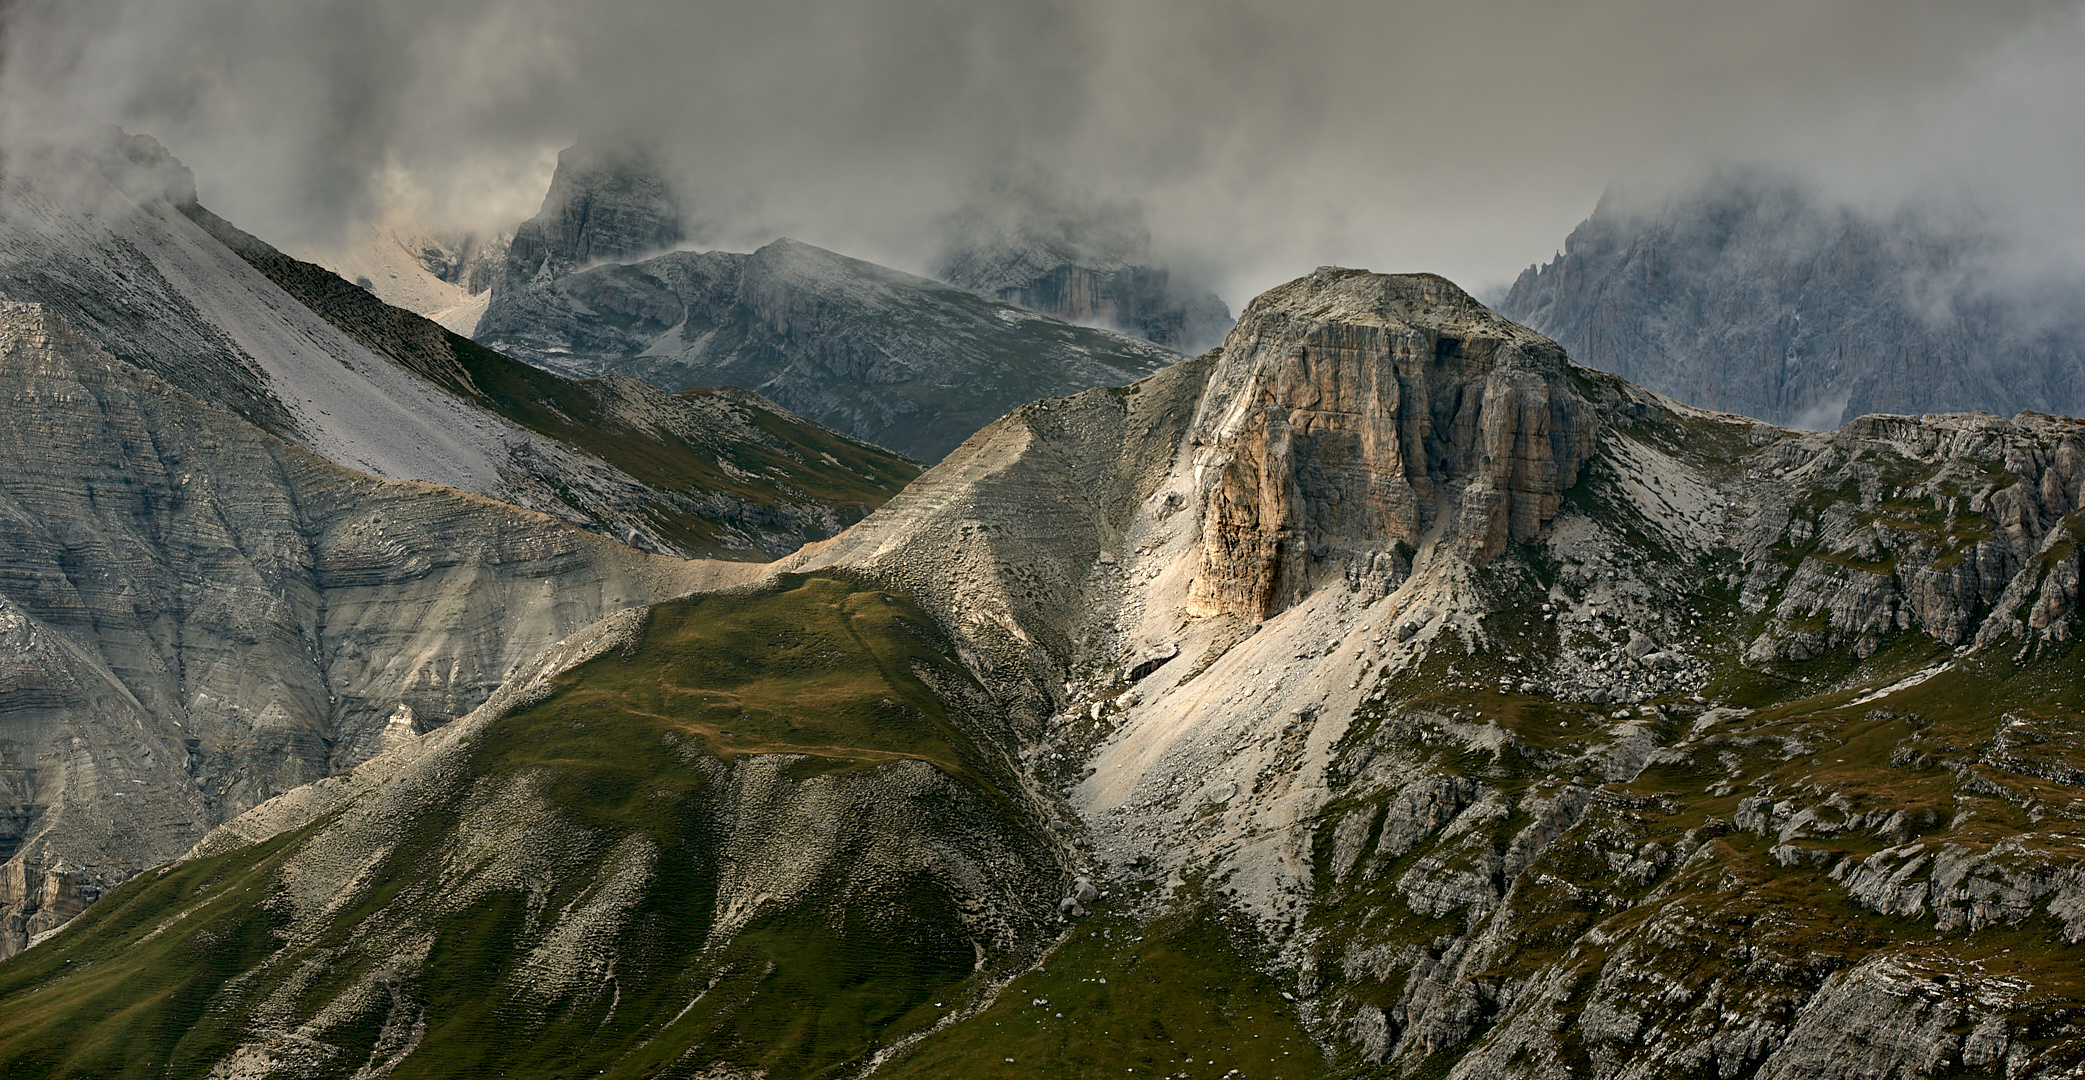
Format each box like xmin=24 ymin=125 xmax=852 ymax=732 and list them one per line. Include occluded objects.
xmin=2 ymin=0 xmax=2081 ymax=304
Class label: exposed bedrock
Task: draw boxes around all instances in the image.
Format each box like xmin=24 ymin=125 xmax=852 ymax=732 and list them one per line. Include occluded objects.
xmin=0 ymin=303 xmax=722 ymax=957
xmin=1188 ymin=269 xmax=1596 ymax=619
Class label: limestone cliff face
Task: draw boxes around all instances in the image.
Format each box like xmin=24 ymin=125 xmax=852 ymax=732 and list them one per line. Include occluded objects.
xmin=1187 ymin=269 xmax=1595 ymax=619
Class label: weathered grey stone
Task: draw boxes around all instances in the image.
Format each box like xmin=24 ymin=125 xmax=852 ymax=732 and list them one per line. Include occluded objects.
xmin=498 ymin=143 xmax=686 ymax=291
xmin=0 ymin=305 xmax=724 ymax=956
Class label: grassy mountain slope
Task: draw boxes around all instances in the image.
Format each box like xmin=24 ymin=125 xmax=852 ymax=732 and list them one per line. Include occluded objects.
xmin=0 ymin=575 xmax=1062 ymax=1080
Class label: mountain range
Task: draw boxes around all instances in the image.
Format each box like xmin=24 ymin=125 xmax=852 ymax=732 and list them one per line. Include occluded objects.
xmin=0 ymin=196 xmax=2080 ymax=1080
xmin=471 ymin=148 xmax=1190 ymax=462
xmin=0 ymin=133 xmax=928 ymax=960
xmin=0 ymin=134 xmax=919 ymax=562
xmin=303 ymin=146 xmax=1223 ymax=461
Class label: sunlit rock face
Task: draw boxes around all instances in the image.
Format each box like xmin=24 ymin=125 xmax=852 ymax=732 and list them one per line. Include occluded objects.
xmin=1188 ymin=268 xmax=1595 ymax=619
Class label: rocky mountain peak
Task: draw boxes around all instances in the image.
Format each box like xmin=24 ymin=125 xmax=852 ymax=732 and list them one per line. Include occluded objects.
xmin=1188 ymin=268 xmax=1595 ymax=619
xmin=497 ymin=144 xmax=684 ymax=291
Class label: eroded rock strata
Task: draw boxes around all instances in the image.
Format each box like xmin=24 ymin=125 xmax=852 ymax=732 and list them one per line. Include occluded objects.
xmin=0 ymin=303 xmax=730 ymax=958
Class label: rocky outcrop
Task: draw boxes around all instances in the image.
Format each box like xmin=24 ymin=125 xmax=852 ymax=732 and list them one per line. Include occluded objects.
xmin=1498 ymin=172 xmax=2085 ymax=426
xmin=1187 ymin=269 xmax=1595 ymax=619
xmin=1757 ymin=955 xmax=2024 ymax=1080
xmin=1739 ymin=411 xmax=2085 ymax=660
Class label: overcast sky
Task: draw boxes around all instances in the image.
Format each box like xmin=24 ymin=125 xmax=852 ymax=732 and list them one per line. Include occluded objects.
xmin=4 ymin=0 xmax=2081 ymax=302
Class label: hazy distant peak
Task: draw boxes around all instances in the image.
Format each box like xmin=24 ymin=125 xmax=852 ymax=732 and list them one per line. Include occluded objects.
xmin=1500 ymin=170 xmax=2085 ymax=427
xmin=935 ymin=177 xmax=1152 ymax=295
xmin=498 ymin=141 xmax=688 ymax=292
xmin=90 ymin=129 xmax=199 ymax=209
xmin=932 ymin=172 xmax=1231 ymax=353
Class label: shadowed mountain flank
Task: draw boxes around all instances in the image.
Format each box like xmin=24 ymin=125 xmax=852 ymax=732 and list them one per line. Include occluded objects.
xmin=478 ymin=236 xmax=1178 ymax=461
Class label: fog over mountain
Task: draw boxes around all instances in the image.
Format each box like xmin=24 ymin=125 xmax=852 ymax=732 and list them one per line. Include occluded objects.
xmin=10 ymin=7 xmax=2085 ymax=1074
xmin=1498 ymin=172 xmax=2085 ymax=428
xmin=4 ymin=0 xmax=2082 ymax=312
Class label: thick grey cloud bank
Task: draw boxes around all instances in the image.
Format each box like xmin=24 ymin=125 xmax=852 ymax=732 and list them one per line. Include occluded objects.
xmin=3 ymin=0 xmax=2081 ymax=302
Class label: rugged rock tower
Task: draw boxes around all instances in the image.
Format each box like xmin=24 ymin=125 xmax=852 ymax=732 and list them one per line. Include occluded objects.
xmin=1188 ymin=269 xmax=1595 ymax=619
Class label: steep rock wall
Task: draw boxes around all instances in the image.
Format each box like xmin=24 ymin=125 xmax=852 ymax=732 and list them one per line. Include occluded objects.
xmin=498 ymin=144 xmax=685 ymax=290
